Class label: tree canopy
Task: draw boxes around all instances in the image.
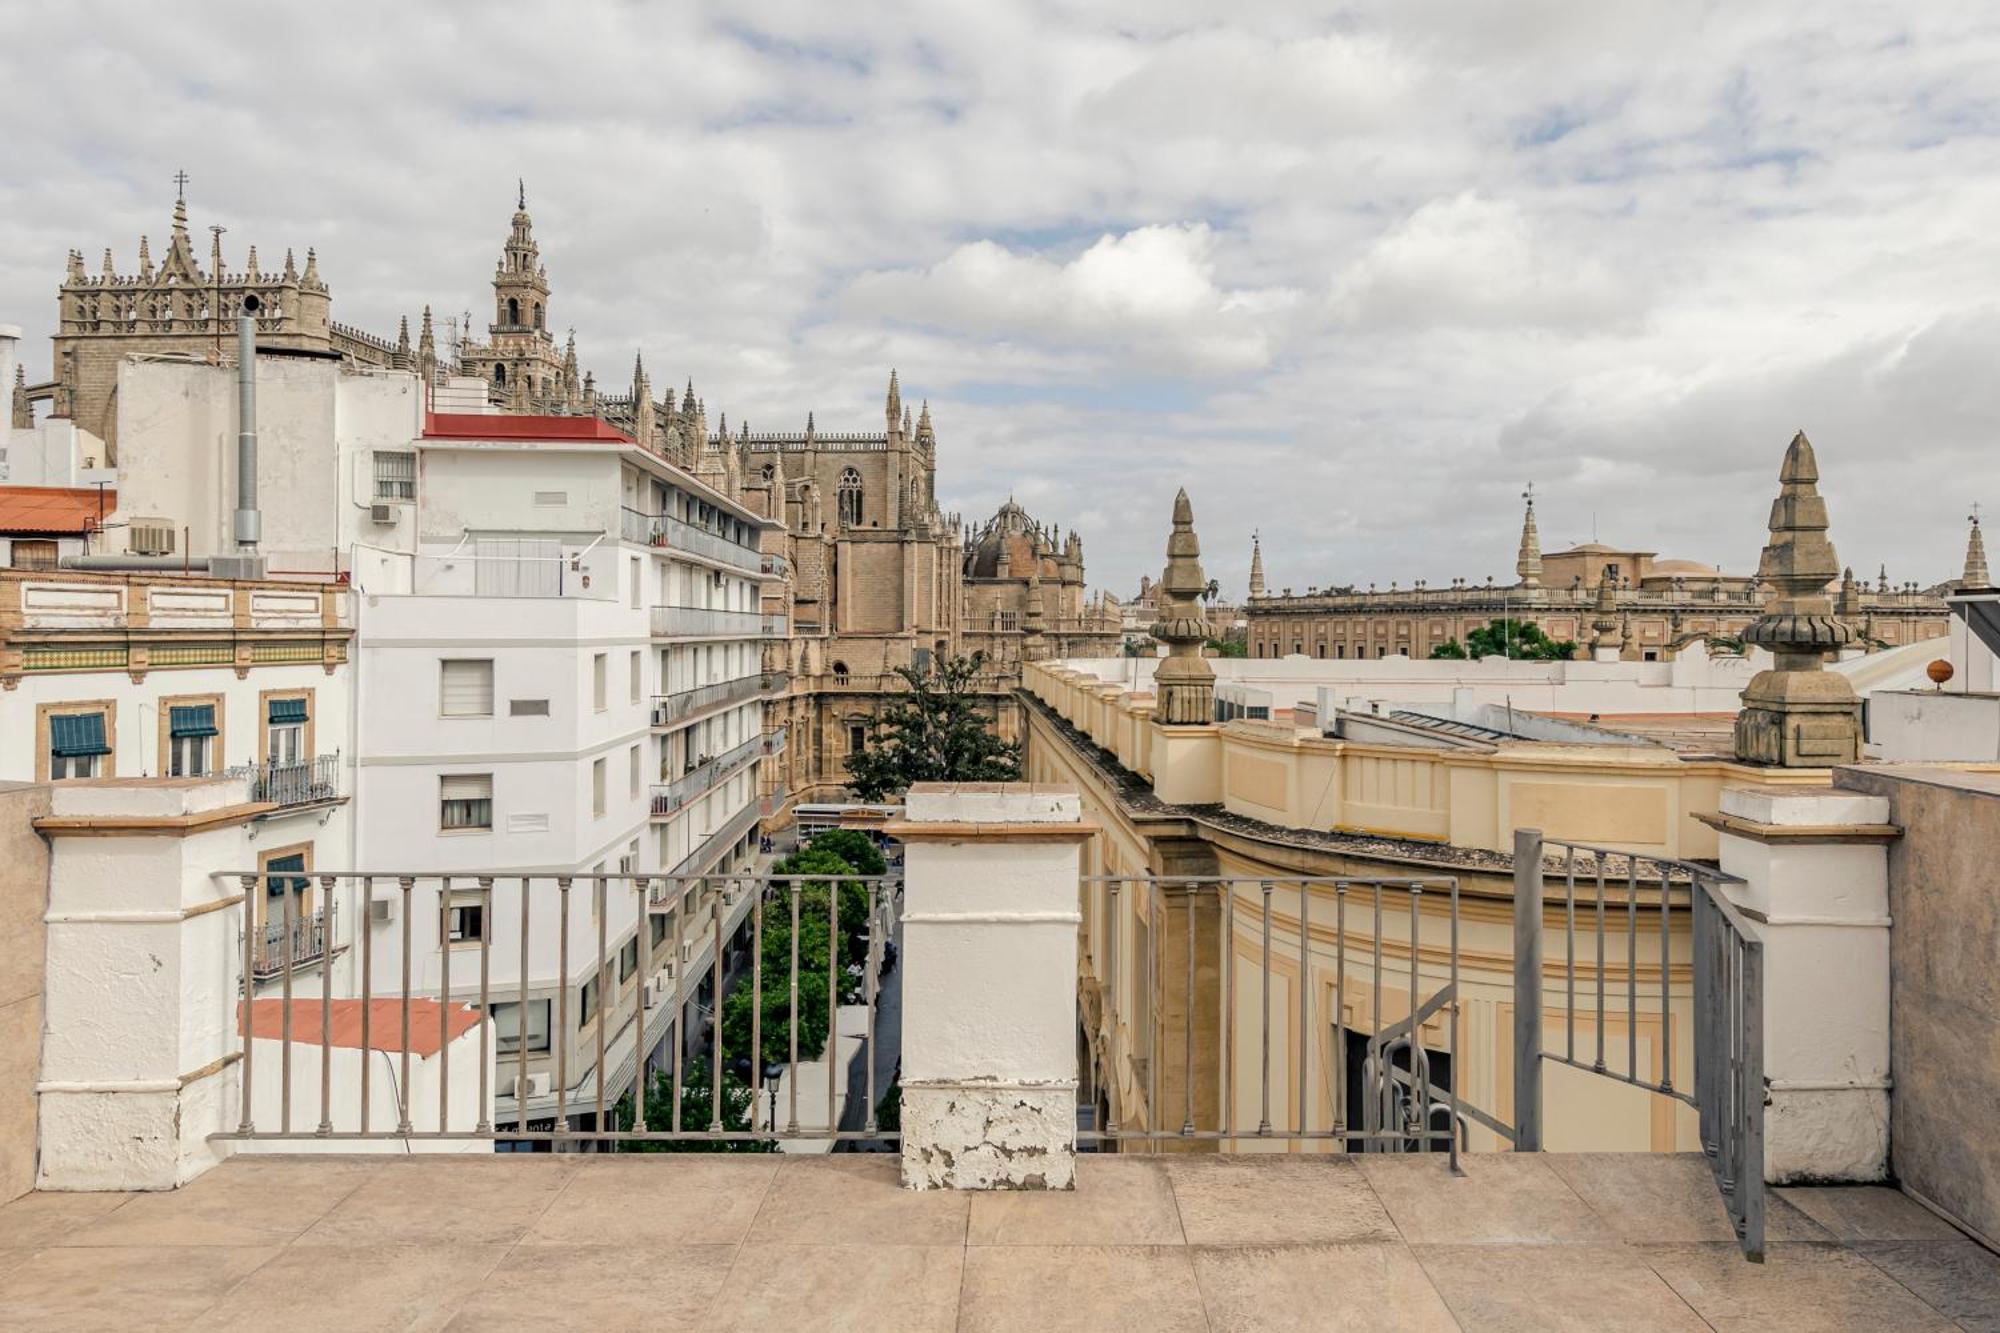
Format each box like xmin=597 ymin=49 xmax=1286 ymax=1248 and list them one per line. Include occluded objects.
xmin=1431 ymin=619 xmax=1578 ymax=662
xmin=844 ymin=651 xmax=1020 ymax=800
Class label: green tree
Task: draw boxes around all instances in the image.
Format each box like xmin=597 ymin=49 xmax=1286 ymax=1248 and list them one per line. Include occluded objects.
xmin=1205 ymin=637 xmax=1247 ymax=658
xmin=1429 ymin=639 xmax=1469 ymax=659
xmin=1460 ymin=619 xmax=1578 ymax=661
xmin=804 ymin=828 xmax=888 ymax=877
xmin=610 ymin=1058 xmax=777 ymax=1152
xmin=844 ymin=651 xmax=1020 ymax=800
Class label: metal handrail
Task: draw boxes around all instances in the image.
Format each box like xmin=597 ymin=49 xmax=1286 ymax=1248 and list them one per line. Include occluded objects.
xmin=650 ymin=735 xmax=762 ymax=816
xmin=649 ymin=605 xmax=767 ymax=638
xmin=226 ymin=752 xmax=342 ymax=808
xmin=620 ymin=506 xmax=761 ymax=574
xmin=649 ymin=674 xmax=762 ymax=726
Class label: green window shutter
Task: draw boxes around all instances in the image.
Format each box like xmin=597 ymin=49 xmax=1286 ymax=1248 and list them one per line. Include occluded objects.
xmin=49 ymin=713 xmax=110 ymax=757
xmin=168 ymin=704 xmax=217 ymax=738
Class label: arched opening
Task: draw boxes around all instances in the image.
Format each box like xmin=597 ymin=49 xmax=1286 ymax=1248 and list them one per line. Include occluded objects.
xmin=831 ymin=661 xmax=849 ymax=685
xmin=507 ymin=297 xmax=520 ymax=325
xmin=493 ymin=363 xmax=506 ymax=386
xmin=838 ymin=468 xmax=863 ymax=528
xmin=761 ymin=463 xmax=775 ymax=482
xmin=533 ymin=302 xmax=543 ymax=329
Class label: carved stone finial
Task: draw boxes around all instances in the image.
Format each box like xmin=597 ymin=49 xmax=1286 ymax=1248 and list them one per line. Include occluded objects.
xmin=1732 ymin=431 xmax=1861 ymax=766
xmin=1590 ymin=567 xmax=1621 ymax=660
xmin=1516 ymin=483 xmax=1543 ymax=588
xmin=1964 ymin=506 xmax=1990 ymax=590
xmin=1151 ymin=488 xmax=1216 ymax=725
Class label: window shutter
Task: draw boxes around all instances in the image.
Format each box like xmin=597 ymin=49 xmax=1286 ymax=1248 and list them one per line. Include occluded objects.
xmin=441 ymin=660 xmax=494 ymax=716
xmin=169 ymin=704 xmax=218 ymax=738
xmin=49 ymin=713 xmax=111 ymax=757
xmin=440 ymin=774 xmax=492 ymax=802
xmin=267 ymin=697 xmax=309 ymax=724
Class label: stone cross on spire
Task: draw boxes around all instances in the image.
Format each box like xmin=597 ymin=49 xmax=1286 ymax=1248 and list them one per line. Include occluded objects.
xmin=1151 ymin=489 xmax=1216 ymax=725
xmin=1733 ymin=431 xmax=1861 ymax=766
xmin=1964 ymin=504 xmax=1990 ymax=590
xmin=1516 ymin=483 xmax=1543 ymax=589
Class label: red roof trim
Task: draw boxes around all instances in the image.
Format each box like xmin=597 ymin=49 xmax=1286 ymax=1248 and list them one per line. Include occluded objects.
xmin=422 ymin=412 xmax=634 ymax=443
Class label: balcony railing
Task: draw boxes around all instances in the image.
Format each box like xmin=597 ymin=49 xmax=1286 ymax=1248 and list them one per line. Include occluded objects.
xmin=761 ymin=670 xmax=791 ymax=696
xmin=760 ymin=552 xmax=790 ymax=578
xmin=650 ymin=734 xmax=763 ymax=817
xmin=231 ymin=753 xmax=342 ymax=808
xmin=251 ymin=900 xmax=336 ymax=981
xmin=763 ymin=725 xmax=788 ymax=757
xmin=761 ymin=782 xmax=790 ymax=817
xmin=649 ymin=674 xmax=763 ymax=727
xmin=665 ymin=796 xmax=766 ymax=879
xmin=649 ymin=605 xmax=768 ymax=639
xmin=621 ymin=507 xmax=761 ymax=575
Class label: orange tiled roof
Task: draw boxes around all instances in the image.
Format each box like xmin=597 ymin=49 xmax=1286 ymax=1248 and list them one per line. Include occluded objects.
xmin=0 ymin=486 xmax=114 ymax=534
xmin=239 ymin=998 xmax=484 ymax=1056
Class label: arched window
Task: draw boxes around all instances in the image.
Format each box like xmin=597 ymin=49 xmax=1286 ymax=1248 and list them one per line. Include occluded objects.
xmin=507 ymin=297 xmax=520 ymax=325
xmin=533 ymin=303 xmax=543 ymax=329
xmin=831 ymin=661 xmax=849 ymax=685
xmin=493 ymin=363 xmax=506 ymax=386
xmin=761 ymin=463 xmax=775 ymax=482
xmin=837 ymin=468 xmax=863 ymax=527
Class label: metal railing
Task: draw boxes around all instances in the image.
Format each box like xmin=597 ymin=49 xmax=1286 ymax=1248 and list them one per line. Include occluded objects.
xmin=650 ymin=734 xmax=763 ymax=817
xmin=211 ymin=869 xmax=900 ymax=1147
xmin=1080 ymin=875 xmax=1464 ymax=1161
xmin=1511 ymin=830 xmax=1764 ymax=1260
xmin=650 ymin=605 xmax=768 ymax=638
xmin=763 ymin=726 xmax=788 ymax=757
xmin=760 ymin=552 xmax=789 ymax=578
xmin=230 ymin=753 xmax=342 ymax=807
xmin=667 ymin=798 xmax=767 ymax=880
xmin=760 ymin=669 xmax=791 ymax=695
xmin=620 ymin=506 xmax=762 ymax=575
xmin=251 ymin=900 xmax=337 ymax=980
xmin=650 ymin=674 xmax=763 ymax=727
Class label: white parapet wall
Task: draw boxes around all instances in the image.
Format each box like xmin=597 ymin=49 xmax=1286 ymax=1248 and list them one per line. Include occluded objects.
xmin=891 ymin=783 xmax=1088 ymax=1190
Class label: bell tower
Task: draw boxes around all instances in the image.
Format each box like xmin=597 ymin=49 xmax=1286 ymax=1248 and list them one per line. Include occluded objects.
xmin=493 ymin=180 xmax=550 ymax=335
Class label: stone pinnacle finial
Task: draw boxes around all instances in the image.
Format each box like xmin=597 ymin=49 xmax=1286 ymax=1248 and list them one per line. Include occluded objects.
xmin=1733 ymin=430 xmax=1861 ymax=766
xmin=1590 ymin=567 xmax=1621 ymax=659
xmin=1964 ymin=506 xmax=1990 ymax=590
xmin=1248 ymin=531 xmax=1266 ymax=599
xmin=518 ymin=178 xmax=526 ymax=211
xmin=1516 ymin=483 xmax=1542 ymax=588
xmin=1151 ymin=488 xmax=1216 ymax=725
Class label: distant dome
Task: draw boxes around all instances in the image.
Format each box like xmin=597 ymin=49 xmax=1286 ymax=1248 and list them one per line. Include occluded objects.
xmin=1650 ymin=558 xmax=1719 ymax=577
xmin=966 ymin=500 xmax=1052 ymax=578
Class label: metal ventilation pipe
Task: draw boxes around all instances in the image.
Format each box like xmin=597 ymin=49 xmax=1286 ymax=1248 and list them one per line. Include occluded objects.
xmin=233 ymin=293 xmax=262 ymax=552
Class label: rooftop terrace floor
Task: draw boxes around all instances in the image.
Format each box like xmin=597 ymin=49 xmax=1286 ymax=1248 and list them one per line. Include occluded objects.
xmin=0 ymin=1151 xmax=1992 ymax=1330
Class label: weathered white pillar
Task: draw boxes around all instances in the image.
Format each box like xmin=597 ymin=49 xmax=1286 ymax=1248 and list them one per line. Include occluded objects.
xmin=890 ymin=783 xmax=1091 ymax=1190
xmin=1708 ymin=786 xmax=1894 ymax=1183
xmin=37 ymin=778 xmax=253 ymax=1190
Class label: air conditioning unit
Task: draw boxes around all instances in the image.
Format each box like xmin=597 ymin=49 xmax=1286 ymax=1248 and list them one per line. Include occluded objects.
xmin=509 ymin=1072 xmax=551 ymax=1099
xmin=368 ymin=897 xmax=394 ymax=925
xmin=129 ymin=519 xmax=176 ymax=557
xmin=681 ymin=940 xmax=696 ymax=964
xmin=369 ymin=502 xmax=397 ymax=525
xmin=644 ymin=979 xmax=667 ymax=1009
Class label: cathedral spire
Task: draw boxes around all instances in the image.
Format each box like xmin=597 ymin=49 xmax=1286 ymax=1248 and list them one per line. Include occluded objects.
xmin=1248 ymin=531 xmax=1266 ymax=599
xmin=886 ymin=368 xmax=902 ymax=435
xmin=137 ymin=235 xmax=153 ymax=280
xmin=1516 ymin=483 xmax=1542 ymax=588
xmin=282 ymin=248 xmax=297 ymax=282
xmin=1965 ymin=506 xmax=1991 ymax=590
xmin=418 ymin=306 xmax=437 ymax=378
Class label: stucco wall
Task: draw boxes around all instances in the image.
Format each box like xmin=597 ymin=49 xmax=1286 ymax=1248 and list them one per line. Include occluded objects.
xmin=1835 ymin=765 xmax=2000 ymax=1244
xmin=0 ymin=783 xmax=52 ymax=1202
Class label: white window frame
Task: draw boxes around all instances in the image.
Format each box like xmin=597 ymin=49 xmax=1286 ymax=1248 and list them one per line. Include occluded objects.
xmin=441 ymin=659 xmax=496 ymax=718
xmin=440 ymin=773 xmax=494 ymax=832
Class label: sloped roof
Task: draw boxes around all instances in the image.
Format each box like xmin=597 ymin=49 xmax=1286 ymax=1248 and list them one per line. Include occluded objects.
xmin=0 ymin=486 xmax=113 ymax=534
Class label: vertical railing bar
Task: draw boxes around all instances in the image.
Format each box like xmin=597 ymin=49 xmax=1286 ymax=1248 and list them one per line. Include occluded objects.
xmin=1297 ymin=880 xmax=1310 ymax=1139
xmin=671 ymin=884 xmax=685 ymax=1134
xmin=397 ymin=876 xmax=413 ymax=1135
xmin=713 ymin=880 xmax=726 ymax=1134
xmin=1335 ymin=882 xmax=1347 ymax=1140
xmin=1659 ymin=866 xmax=1674 ymax=1092
xmin=279 ymin=872 xmax=295 ymax=1135
xmin=1222 ymin=882 xmax=1234 ymax=1146
xmin=476 ymin=876 xmax=493 ymax=1134
xmin=1448 ymin=877 xmax=1461 ymax=1173
xmin=1625 ymin=862 xmax=1638 ymax=1083
xmin=237 ymin=875 xmax=256 ymax=1135
xmin=359 ymin=875 xmax=374 ymax=1136
xmin=1147 ymin=876 xmax=1159 ymax=1138
xmin=787 ymin=883 xmax=800 ymax=1135
xmin=439 ymin=876 xmax=452 ymax=1136
xmin=1182 ymin=883 xmax=1195 ymax=1137
xmin=1107 ymin=880 xmax=1120 ymax=1140
xmin=1742 ymin=929 xmax=1767 ymax=1261
xmin=1370 ymin=882 xmax=1382 ymax=1147
xmin=514 ymin=878 xmax=531 ymax=1138
xmin=317 ymin=875 xmax=335 ymax=1136
xmin=1564 ymin=847 xmax=1577 ymax=1063
xmin=865 ymin=882 xmax=880 ymax=1137
xmin=1258 ymin=879 xmax=1273 ymax=1136
xmin=750 ymin=886 xmax=764 ymax=1134
xmin=555 ymin=877 xmax=571 ymax=1137
xmin=633 ymin=878 xmax=650 ymax=1138
xmin=1407 ymin=883 xmax=1420 ymax=1147
xmin=1593 ymin=853 xmax=1607 ymax=1073
xmin=826 ymin=874 xmax=839 ymax=1136
xmin=594 ymin=878 xmax=608 ymax=1132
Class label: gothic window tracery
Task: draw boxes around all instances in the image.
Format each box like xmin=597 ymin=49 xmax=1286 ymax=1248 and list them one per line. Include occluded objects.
xmin=838 ymin=468 xmax=863 ymax=527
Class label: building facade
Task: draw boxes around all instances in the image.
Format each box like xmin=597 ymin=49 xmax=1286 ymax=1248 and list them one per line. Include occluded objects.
xmin=1246 ymin=490 xmax=1953 ymax=662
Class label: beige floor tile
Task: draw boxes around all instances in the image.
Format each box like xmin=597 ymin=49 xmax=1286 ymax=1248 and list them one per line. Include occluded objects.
xmin=528 ymin=1155 xmax=779 ymax=1245
xmin=958 ymin=1244 xmax=1206 ymax=1333
xmin=199 ymin=1243 xmax=507 ymax=1332
xmin=1192 ymin=1241 xmax=1459 ymax=1331
xmin=1546 ymin=1152 xmax=1829 ymax=1243
xmin=1858 ymin=1239 xmax=2000 ymax=1332
xmin=1415 ymin=1242 xmax=1708 ymax=1331
xmin=295 ymin=1156 xmax=578 ymax=1246
xmin=62 ymin=1157 xmax=375 ymax=1247
xmin=0 ymin=1243 xmax=275 ymax=1330
xmin=968 ymin=1157 xmax=1183 ymax=1246
xmin=711 ymin=1243 xmax=962 ymax=1333
xmin=450 ymin=1243 xmax=736 ymax=1332
xmin=1356 ymin=1152 xmax=1601 ymax=1245
xmin=746 ymin=1157 xmax=968 ymax=1246
xmin=1641 ymin=1241 xmax=1959 ymax=1331
xmin=1778 ymin=1185 xmax=1966 ymax=1242
xmin=0 ymin=1190 xmax=131 ymax=1248
xmin=1165 ymin=1154 xmax=1398 ymax=1246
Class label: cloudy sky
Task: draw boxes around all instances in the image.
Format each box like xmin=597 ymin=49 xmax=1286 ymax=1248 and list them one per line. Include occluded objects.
xmin=4 ymin=2 xmax=1996 ymax=597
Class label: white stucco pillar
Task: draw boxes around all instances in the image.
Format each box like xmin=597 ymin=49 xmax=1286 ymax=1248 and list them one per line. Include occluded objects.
xmin=37 ymin=778 xmax=254 ymax=1190
xmin=890 ymin=783 xmax=1091 ymax=1190
xmin=1710 ymin=786 xmax=1894 ymax=1183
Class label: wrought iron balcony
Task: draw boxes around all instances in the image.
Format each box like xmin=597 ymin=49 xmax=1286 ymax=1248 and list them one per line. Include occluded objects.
xmin=250 ymin=901 xmax=336 ymax=981
xmin=231 ymin=753 xmax=342 ymax=808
